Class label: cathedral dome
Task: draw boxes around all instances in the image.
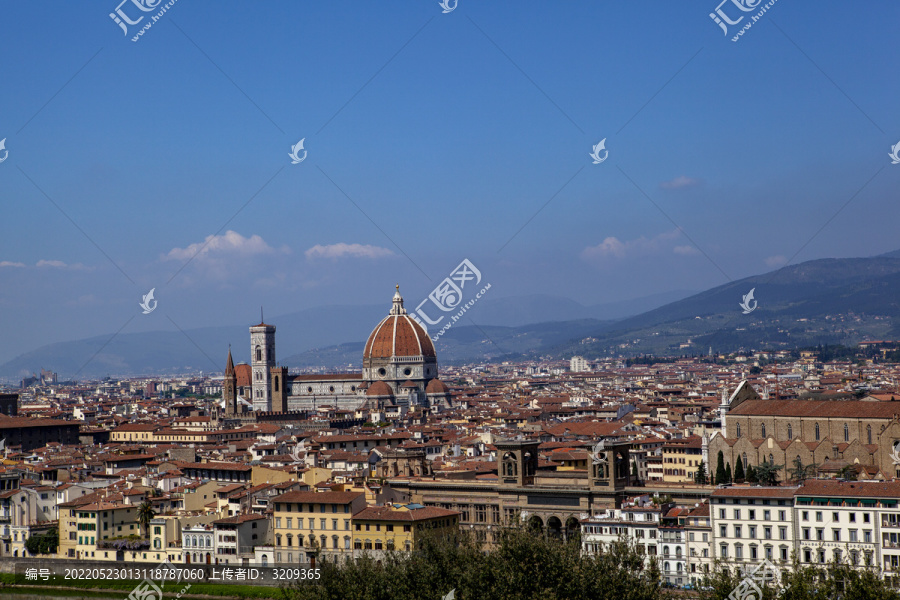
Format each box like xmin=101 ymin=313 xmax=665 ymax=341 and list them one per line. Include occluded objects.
xmin=366 ymin=381 xmax=394 ymax=397
xmin=425 ymin=378 xmax=450 ymax=394
xmin=363 ymin=286 xmax=436 ymax=360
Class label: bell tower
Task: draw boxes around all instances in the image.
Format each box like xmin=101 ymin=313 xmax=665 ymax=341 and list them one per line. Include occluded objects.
xmin=496 ymin=439 xmax=539 ymax=487
xmin=250 ymin=310 xmax=276 ymax=412
xmin=589 ymin=440 xmax=632 ymax=491
xmin=224 ymin=346 xmax=237 ymax=416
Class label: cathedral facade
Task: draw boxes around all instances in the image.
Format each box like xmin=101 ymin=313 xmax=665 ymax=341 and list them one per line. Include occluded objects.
xmin=222 ymin=287 xmax=451 ymax=418
xmin=709 ymin=381 xmax=900 ymax=481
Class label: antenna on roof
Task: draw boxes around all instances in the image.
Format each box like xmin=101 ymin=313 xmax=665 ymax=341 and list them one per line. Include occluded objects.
xmin=261 ymin=307 xmax=264 ymax=324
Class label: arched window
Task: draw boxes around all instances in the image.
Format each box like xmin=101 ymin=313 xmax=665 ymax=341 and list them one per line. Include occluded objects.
xmin=742 ymin=452 xmax=748 ymax=468
xmin=736 ymin=423 xmax=741 ymax=437
xmin=867 ymin=425 xmax=872 ymax=445
xmin=769 ymin=453 xmax=773 ymax=464
xmin=815 ymin=423 xmax=820 ymax=441
xmin=787 ymin=424 xmax=793 ymax=440
xmin=761 ymin=424 xmax=766 ymax=438
xmin=256 ymin=346 xmax=262 ymax=362
xmin=274 ymin=376 xmax=279 ymax=392
xmin=844 ymin=423 xmax=849 ymax=442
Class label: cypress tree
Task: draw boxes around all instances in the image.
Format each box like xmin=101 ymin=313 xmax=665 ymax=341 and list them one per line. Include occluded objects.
xmin=725 ymin=462 xmax=733 ymax=484
xmin=695 ymin=460 xmax=708 ymax=485
xmin=746 ymin=465 xmax=757 ymax=484
xmin=715 ymin=450 xmax=726 ymax=484
xmin=734 ymin=456 xmax=745 ymax=482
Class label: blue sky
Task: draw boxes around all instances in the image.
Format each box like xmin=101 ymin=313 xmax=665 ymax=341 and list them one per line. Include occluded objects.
xmin=1 ymin=1 xmax=899 ymax=365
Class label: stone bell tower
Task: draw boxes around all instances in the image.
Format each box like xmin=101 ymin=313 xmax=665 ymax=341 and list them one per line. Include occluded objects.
xmin=250 ymin=309 xmax=276 ymax=412
xmin=589 ymin=440 xmax=631 ymax=491
xmin=496 ymin=439 xmax=540 ymax=487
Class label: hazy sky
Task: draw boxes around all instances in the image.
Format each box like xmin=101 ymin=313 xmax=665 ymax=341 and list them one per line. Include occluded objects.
xmin=1 ymin=1 xmax=899 ymax=365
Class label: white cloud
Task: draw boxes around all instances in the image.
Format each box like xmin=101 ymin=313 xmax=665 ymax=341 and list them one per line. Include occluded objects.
xmin=36 ymin=260 xmax=68 ymax=268
xmin=305 ymin=243 xmax=394 ymax=260
xmin=581 ymin=237 xmax=626 ymax=259
xmin=765 ymin=255 xmax=787 ymax=268
xmin=0 ymin=261 xmax=26 ymax=268
xmin=673 ymin=245 xmax=700 ymax=256
xmin=582 ymin=230 xmax=683 ymax=261
xmin=660 ymin=175 xmax=702 ymax=190
xmin=164 ymin=231 xmax=285 ymax=262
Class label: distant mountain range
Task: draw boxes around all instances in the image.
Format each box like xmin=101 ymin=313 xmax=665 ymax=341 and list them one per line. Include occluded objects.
xmin=0 ymin=290 xmax=691 ymax=380
xmin=553 ymin=253 xmax=900 ymax=358
xmin=5 ymin=250 xmax=900 ymax=380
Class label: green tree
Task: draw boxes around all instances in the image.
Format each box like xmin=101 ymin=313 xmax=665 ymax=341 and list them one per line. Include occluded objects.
xmin=631 ymin=460 xmax=639 ymax=478
xmin=787 ymin=455 xmax=818 ymax=482
xmin=755 ymin=460 xmax=783 ymax=486
xmin=137 ymin=500 xmax=155 ymax=539
xmin=725 ymin=462 xmax=732 ymax=484
xmin=734 ymin=456 xmax=745 ymax=482
xmin=746 ymin=465 xmax=757 ymax=484
xmin=715 ymin=450 xmax=726 ymax=485
xmin=700 ymin=558 xmax=900 ymax=600
xmin=24 ymin=527 xmax=58 ymax=555
xmin=286 ymin=524 xmax=666 ymax=600
xmin=695 ymin=460 xmax=709 ymax=485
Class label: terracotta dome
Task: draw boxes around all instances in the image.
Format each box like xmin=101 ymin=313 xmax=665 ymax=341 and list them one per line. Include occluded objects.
xmin=426 ymin=378 xmax=450 ymax=394
xmin=364 ymin=287 xmax=436 ymax=360
xmin=366 ymin=381 xmax=394 ymax=397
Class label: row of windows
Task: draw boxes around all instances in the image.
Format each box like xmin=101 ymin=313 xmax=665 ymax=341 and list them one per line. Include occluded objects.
xmin=275 ymin=504 xmax=351 ymax=514
xmin=801 ymin=527 xmax=872 ymax=543
xmin=276 ymin=535 xmax=349 ymax=550
xmin=719 ymin=543 xmax=789 ymax=562
xmin=720 ymin=524 xmax=789 ymax=540
xmin=584 ymin=526 xmax=658 ymax=538
xmin=713 ymin=498 xmax=789 ymax=506
xmin=800 ymin=510 xmax=871 ymax=523
xmin=718 ymin=509 xmax=787 ymax=521
xmin=802 ymin=547 xmax=871 ymax=565
xmin=275 ymin=518 xmax=351 ymax=531
xmin=734 ymin=421 xmax=875 ymax=444
xmin=184 ymin=536 xmax=212 ymax=548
